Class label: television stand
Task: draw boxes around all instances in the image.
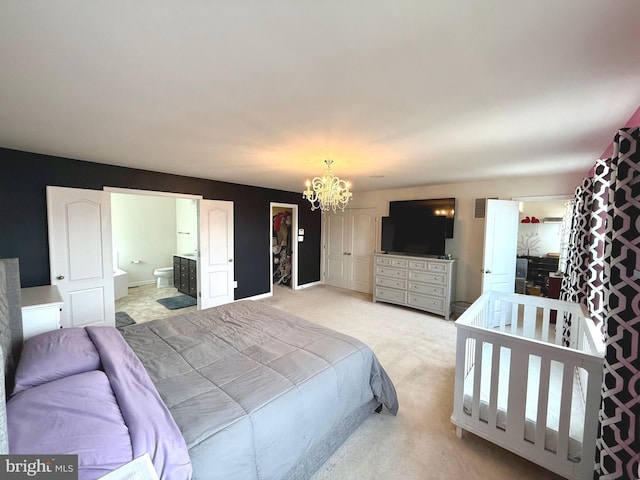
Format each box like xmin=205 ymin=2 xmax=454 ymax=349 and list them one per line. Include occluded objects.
xmin=373 ymin=253 xmax=456 ymax=320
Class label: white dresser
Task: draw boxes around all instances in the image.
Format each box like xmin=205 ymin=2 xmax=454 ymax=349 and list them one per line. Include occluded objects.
xmin=373 ymin=253 xmax=456 ymax=320
xmin=21 ymin=285 xmax=63 ymax=340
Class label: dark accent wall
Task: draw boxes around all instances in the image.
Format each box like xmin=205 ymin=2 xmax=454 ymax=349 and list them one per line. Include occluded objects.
xmin=0 ymin=148 xmax=321 ymax=298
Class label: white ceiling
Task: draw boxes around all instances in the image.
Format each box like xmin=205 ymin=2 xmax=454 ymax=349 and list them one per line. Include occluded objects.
xmin=1 ymin=1 xmax=639 ymax=193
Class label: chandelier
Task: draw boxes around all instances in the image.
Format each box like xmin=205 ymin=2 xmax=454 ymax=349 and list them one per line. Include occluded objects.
xmin=302 ymin=160 xmax=353 ymax=213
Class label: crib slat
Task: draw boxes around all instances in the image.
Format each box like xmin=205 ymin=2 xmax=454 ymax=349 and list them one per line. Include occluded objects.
xmin=556 ymin=363 xmax=574 ymax=461
xmin=465 ymin=338 xmax=473 ymax=377
xmin=523 ymin=304 xmax=536 ymax=339
xmin=471 ymin=339 xmax=484 ymax=422
xmin=582 ymin=360 xmax=605 ymax=475
xmin=487 ymin=343 xmax=501 ymax=428
xmin=535 ymin=356 xmax=551 ymax=453
xmin=499 ymin=300 xmax=508 ymax=331
xmin=541 ymin=309 xmax=550 ymax=343
xmin=506 ymin=348 xmax=528 ymax=439
xmin=510 ymin=302 xmax=519 ymax=335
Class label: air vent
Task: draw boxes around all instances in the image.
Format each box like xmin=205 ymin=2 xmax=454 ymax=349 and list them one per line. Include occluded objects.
xmin=473 ymin=197 xmax=498 ymax=219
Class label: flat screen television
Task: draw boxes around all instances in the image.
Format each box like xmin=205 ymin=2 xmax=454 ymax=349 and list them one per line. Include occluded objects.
xmin=381 ymin=214 xmax=447 ymax=257
xmin=389 ymin=198 xmax=455 ymax=238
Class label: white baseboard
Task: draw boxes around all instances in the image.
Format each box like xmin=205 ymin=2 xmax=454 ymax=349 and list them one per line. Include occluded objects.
xmin=127 ymin=280 xmax=157 ymax=288
xmin=244 ymin=292 xmax=273 ymax=301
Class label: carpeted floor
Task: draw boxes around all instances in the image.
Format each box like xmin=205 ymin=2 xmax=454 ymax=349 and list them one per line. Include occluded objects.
xmin=263 ymin=284 xmax=563 ymax=480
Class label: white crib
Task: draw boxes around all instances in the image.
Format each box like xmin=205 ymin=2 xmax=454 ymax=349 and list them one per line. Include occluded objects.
xmin=450 ymin=291 xmax=604 ymax=480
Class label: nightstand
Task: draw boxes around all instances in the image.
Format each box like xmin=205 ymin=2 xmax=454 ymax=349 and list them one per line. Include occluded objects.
xmin=21 ymin=285 xmax=63 ymax=341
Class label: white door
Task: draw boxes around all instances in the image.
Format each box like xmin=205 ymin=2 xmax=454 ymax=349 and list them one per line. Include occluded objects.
xmin=199 ymin=200 xmax=234 ymax=309
xmin=324 ymin=211 xmax=348 ymax=289
xmin=482 ymin=199 xmax=519 ymax=294
xmin=324 ymin=207 xmax=376 ymax=293
xmin=47 ymin=186 xmax=115 ymax=328
xmin=346 ymin=208 xmax=376 ymax=293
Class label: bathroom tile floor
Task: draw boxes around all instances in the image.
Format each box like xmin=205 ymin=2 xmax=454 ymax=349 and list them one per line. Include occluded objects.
xmin=115 ymin=283 xmax=197 ymax=324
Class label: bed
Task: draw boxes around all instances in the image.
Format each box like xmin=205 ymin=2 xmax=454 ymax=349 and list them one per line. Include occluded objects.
xmin=0 ymin=258 xmax=398 ymax=479
xmin=450 ymin=290 xmax=604 ymax=480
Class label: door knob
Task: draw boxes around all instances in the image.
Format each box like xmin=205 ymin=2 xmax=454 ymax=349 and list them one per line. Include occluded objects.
xmin=56 ymin=275 xmax=65 ymax=280
xmin=485 ymin=270 xmax=491 ymax=274
xmin=228 ymin=259 xmax=233 ymax=263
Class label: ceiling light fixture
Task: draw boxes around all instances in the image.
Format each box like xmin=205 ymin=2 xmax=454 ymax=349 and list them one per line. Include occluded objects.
xmin=302 ymin=160 xmax=353 ymax=213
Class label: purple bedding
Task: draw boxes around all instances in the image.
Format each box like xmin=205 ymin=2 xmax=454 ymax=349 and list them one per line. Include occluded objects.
xmin=6 ymin=327 xmax=192 ymax=480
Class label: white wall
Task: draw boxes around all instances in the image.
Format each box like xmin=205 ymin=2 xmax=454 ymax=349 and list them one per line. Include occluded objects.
xmin=348 ymin=171 xmax=584 ymax=303
xmin=111 ymin=193 xmax=177 ymax=285
xmin=176 ymin=198 xmax=198 ymax=254
xmin=518 ymin=223 xmax=564 ymax=257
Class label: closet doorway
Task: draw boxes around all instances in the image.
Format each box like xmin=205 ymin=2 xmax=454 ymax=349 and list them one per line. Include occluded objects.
xmin=270 ymin=203 xmax=298 ymax=294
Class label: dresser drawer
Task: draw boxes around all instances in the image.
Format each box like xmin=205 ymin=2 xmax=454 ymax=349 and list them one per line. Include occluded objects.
xmin=375 ymin=287 xmax=407 ymax=303
xmin=376 ymin=266 xmax=407 ymax=279
xmin=408 ymin=271 xmax=446 ymax=285
xmin=391 ymin=258 xmax=408 ymax=268
xmin=427 ymin=262 xmax=448 ymax=273
xmin=408 ymin=259 xmax=427 ymax=270
xmin=376 ymin=276 xmax=407 ymax=290
xmin=408 ymin=282 xmax=446 ymax=297
xmin=376 ymin=256 xmax=408 ymax=267
xmin=376 ymin=256 xmax=393 ymax=266
xmin=408 ymin=293 xmax=446 ymax=313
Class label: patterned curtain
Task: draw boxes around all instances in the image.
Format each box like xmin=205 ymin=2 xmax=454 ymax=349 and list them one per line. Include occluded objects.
xmin=594 ymin=127 xmax=640 ymax=479
xmin=557 ymin=199 xmax=574 ymax=274
xmin=587 ymin=159 xmax=610 ymax=327
xmin=560 ymin=158 xmax=613 ymax=345
xmin=560 ymin=177 xmax=593 ymax=346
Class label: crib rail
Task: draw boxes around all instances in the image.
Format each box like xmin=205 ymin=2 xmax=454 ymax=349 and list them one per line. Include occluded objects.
xmin=457 ymin=291 xmax=604 ymax=355
xmin=451 ymin=291 xmax=604 ymax=480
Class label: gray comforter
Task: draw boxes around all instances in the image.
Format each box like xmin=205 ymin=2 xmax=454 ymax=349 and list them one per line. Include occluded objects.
xmin=120 ymin=300 xmax=398 ymax=479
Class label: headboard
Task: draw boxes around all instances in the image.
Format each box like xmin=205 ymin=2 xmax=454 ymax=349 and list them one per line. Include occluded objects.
xmin=1 ymin=258 xmax=23 ymax=391
xmin=0 ymin=258 xmax=24 ymax=454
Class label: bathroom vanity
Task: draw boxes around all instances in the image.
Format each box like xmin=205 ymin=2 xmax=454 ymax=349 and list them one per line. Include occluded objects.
xmin=173 ymin=254 xmax=197 ymax=298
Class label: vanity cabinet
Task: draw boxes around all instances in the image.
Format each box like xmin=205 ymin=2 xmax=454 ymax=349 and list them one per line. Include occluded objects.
xmin=173 ymin=255 xmax=197 ymax=298
xmin=373 ymin=253 xmax=456 ymax=320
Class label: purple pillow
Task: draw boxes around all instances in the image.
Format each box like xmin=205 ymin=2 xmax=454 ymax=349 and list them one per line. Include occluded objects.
xmin=12 ymin=327 xmax=101 ymax=395
xmin=7 ymin=370 xmax=133 ymax=479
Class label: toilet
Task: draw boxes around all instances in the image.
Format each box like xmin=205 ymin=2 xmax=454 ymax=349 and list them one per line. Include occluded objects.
xmin=153 ymin=267 xmax=174 ymax=288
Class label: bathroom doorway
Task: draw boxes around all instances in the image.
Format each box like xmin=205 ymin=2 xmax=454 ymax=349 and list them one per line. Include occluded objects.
xmin=270 ymin=203 xmax=298 ymax=295
xmin=109 ymin=188 xmax=201 ymax=323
